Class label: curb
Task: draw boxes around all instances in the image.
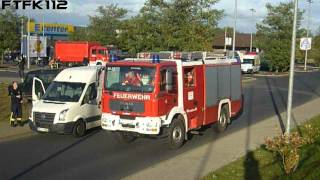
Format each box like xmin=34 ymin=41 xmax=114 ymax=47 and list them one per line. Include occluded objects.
xmin=295 ymin=70 xmax=319 ymax=73
xmin=242 ymin=77 xmax=256 ymax=83
xmin=0 ymin=131 xmax=35 ymax=143
xmin=253 ymin=73 xmax=289 ymax=77
xmin=0 ymin=69 xmax=18 ymax=73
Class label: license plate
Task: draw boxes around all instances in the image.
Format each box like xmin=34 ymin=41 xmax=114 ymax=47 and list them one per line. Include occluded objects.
xmin=120 ymin=119 xmax=134 ymax=125
xmin=37 ymin=127 xmax=49 ymax=132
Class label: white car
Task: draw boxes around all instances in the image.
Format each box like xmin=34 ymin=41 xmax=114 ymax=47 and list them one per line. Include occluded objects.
xmin=29 ymin=66 xmax=104 ymax=137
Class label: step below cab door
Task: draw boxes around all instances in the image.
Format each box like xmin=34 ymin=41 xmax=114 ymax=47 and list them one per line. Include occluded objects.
xmin=183 ymin=66 xmax=204 ymax=130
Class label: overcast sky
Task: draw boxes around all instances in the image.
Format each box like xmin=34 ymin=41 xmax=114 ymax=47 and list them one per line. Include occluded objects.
xmin=19 ymin=0 xmax=320 ymax=33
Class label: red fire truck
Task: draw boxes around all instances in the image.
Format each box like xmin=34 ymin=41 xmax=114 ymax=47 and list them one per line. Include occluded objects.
xmin=55 ymin=41 xmax=119 ymax=66
xmin=101 ymin=52 xmax=243 ymax=149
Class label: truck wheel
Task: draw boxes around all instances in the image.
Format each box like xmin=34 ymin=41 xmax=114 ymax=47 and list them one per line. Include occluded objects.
xmin=215 ymin=104 xmax=230 ymax=133
xmin=167 ymin=116 xmax=185 ymax=149
xmin=115 ymin=132 xmax=136 ymax=143
xmin=73 ymin=120 xmax=86 ymax=137
xmin=83 ymin=58 xmax=89 ymax=66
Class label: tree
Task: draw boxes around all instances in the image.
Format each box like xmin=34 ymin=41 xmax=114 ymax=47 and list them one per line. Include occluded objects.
xmin=87 ymin=4 xmax=128 ymax=46
xmin=119 ymin=0 xmax=223 ymax=53
xmin=69 ymin=26 xmax=89 ymax=41
xmin=256 ymin=2 xmax=304 ymax=72
xmin=309 ymin=29 xmax=320 ymax=66
xmin=0 ymin=8 xmax=21 ymax=62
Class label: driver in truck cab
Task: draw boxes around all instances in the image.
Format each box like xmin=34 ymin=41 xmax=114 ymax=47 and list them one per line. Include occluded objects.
xmin=122 ymin=71 xmax=142 ymax=86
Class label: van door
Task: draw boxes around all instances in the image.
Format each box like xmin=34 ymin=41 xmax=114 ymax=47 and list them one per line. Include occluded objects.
xmin=183 ymin=66 xmax=204 ymax=130
xmin=32 ymin=77 xmax=46 ymax=105
xmin=80 ymin=83 xmax=101 ymax=129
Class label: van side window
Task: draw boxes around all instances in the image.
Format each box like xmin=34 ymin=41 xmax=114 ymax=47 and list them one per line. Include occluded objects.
xmin=92 ymin=49 xmax=97 ymax=55
xmin=83 ymin=83 xmax=97 ymax=104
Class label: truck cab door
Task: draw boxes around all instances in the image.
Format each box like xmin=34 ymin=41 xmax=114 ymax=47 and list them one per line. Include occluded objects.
xmin=183 ymin=66 xmax=204 ymax=130
xmin=158 ymin=68 xmax=177 ymax=115
xmin=32 ymin=77 xmax=46 ymax=105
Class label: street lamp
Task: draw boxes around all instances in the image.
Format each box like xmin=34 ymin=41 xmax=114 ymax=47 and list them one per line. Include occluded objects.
xmin=286 ymin=0 xmax=299 ymax=134
xmin=232 ymin=0 xmax=237 ymax=58
xmin=249 ymin=8 xmax=256 ymax=52
xmin=304 ymin=0 xmax=313 ymax=71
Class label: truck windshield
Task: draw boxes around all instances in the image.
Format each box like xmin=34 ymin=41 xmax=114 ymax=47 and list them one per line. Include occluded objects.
xmin=242 ymin=59 xmax=253 ymax=64
xmin=42 ymin=81 xmax=86 ymax=102
xmin=105 ymin=66 xmax=155 ymax=93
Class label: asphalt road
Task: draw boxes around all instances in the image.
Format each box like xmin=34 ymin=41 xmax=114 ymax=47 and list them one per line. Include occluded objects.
xmin=1 ymin=72 xmax=320 ymax=180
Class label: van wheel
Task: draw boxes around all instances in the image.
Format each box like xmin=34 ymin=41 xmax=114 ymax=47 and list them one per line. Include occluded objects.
xmin=73 ymin=120 xmax=86 ymax=137
xmin=215 ymin=104 xmax=230 ymax=133
xmin=167 ymin=116 xmax=185 ymax=149
xmin=115 ymin=132 xmax=136 ymax=143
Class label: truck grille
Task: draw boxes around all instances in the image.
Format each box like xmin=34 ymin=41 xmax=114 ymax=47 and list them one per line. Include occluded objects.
xmin=110 ymin=100 xmax=145 ymax=113
xmin=34 ymin=112 xmax=55 ymax=123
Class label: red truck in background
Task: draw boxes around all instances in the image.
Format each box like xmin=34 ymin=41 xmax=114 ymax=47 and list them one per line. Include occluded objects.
xmin=101 ymin=52 xmax=243 ymax=149
xmin=55 ymin=41 xmax=120 ymax=66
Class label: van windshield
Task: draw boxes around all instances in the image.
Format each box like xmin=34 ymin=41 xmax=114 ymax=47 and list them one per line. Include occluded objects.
xmin=105 ymin=66 xmax=155 ymax=93
xmin=42 ymin=81 xmax=86 ymax=102
xmin=242 ymin=59 xmax=253 ymax=64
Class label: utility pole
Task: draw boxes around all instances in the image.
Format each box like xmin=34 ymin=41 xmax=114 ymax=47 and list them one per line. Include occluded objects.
xmin=286 ymin=0 xmax=299 ymax=135
xmin=27 ymin=15 xmax=30 ymax=70
xmin=21 ymin=18 xmax=24 ymax=56
xmin=224 ymin=27 xmax=227 ymax=52
xmin=232 ymin=0 xmax=237 ymax=58
xmin=42 ymin=16 xmax=45 ymax=37
xmin=249 ymin=8 xmax=256 ymax=52
xmin=304 ymin=0 xmax=313 ymax=71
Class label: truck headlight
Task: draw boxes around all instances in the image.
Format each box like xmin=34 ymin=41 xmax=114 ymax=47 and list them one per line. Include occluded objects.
xmin=59 ymin=109 xmax=69 ymax=121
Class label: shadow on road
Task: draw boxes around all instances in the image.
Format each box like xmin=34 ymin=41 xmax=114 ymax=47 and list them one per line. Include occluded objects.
xmin=270 ymin=77 xmax=302 ymax=135
xmin=265 ymin=77 xmax=286 ymax=133
xmin=243 ymin=84 xmax=261 ymax=180
xmin=10 ymin=129 xmax=100 ymax=179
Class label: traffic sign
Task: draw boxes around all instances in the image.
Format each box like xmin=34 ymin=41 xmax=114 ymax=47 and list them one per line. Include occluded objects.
xmin=300 ymin=38 xmax=312 ymax=50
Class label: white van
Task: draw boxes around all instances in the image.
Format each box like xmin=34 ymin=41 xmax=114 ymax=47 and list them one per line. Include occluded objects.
xmin=29 ymin=66 xmax=104 ymax=137
xmin=241 ymin=54 xmax=260 ymax=74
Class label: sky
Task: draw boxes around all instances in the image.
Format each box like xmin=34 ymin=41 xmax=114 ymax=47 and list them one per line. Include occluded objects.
xmin=19 ymin=0 xmax=320 ymax=33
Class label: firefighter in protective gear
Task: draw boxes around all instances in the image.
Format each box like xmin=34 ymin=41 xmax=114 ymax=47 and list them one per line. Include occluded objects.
xmin=8 ymin=81 xmax=23 ymax=127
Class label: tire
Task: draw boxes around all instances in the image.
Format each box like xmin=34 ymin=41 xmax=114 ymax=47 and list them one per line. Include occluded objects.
xmin=167 ymin=116 xmax=185 ymax=149
xmin=215 ymin=104 xmax=230 ymax=133
xmin=115 ymin=131 xmax=136 ymax=143
xmin=83 ymin=58 xmax=89 ymax=66
xmin=73 ymin=120 xmax=86 ymax=138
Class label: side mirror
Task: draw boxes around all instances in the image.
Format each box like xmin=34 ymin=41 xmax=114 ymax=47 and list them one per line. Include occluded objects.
xmin=166 ymin=69 xmax=173 ymax=91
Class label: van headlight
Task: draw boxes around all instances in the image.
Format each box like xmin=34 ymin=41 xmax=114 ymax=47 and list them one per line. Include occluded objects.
xmin=59 ymin=109 xmax=69 ymax=121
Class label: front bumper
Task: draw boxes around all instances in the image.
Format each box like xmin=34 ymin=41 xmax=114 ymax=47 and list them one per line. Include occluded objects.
xmin=101 ymin=113 xmax=163 ymax=135
xmin=241 ymin=69 xmax=253 ymax=73
xmin=29 ymin=120 xmax=75 ymax=134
